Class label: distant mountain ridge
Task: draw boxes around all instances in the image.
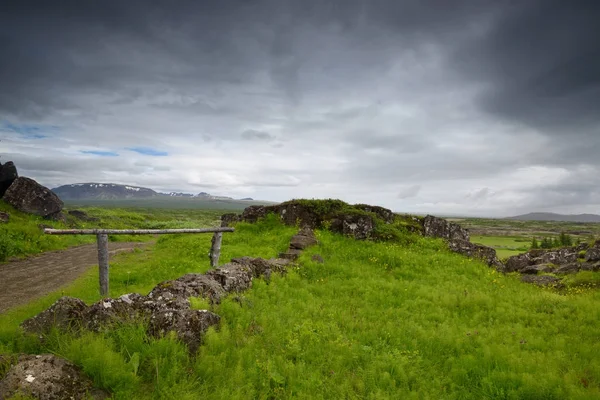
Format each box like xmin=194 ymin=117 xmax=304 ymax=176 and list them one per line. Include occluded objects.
xmin=51 ymin=183 xmax=251 ymax=201
xmin=506 ymin=212 xmax=600 ymax=223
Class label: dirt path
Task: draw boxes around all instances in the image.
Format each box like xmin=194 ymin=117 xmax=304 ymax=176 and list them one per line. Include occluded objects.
xmin=0 ymin=242 xmax=151 ymax=313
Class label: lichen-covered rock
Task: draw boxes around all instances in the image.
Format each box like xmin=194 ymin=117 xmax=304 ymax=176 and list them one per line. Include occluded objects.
xmin=532 ymin=247 xmax=578 ymax=265
xmin=240 ymin=205 xmax=268 ymax=223
xmin=147 ymin=309 xmax=220 ymax=354
xmin=447 ymin=239 xmax=504 ymax=270
xmin=580 ymin=262 xmax=600 ymax=272
xmin=423 ymin=215 xmax=469 ymax=241
xmin=206 ymin=262 xmax=254 ymax=292
xmin=520 ymin=275 xmax=563 ymax=287
xmin=21 ymin=297 xmax=87 ymax=335
xmin=3 ymin=177 xmax=64 ymax=217
xmin=329 ymin=213 xmax=375 ymax=240
xmin=149 ymin=274 xmax=225 ymax=304
xmin=83 ymin=293 xmax=167 ymax=332
xmin=0 ymin=354 xmax=108 ymax=400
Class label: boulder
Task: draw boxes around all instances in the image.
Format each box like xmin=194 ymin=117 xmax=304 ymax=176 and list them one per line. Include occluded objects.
xmin=580 ymin=262 xmax=600 ymax=272
xmin=205 ymin=262 xmax=254 ymax=293
xmin=0 ymin=211 xmax=8 ymax=223
xmin=447 ymin=239 xmax=504 ymax=270
xmin=0 ymin=161 xmax=18 ymax=198
xmin=554 ymin=263 xmax=580 ymax=275
xmin=21 ymin=297 xmax=87 ymax=335
xmin=531 ymin=247 xmax=578 ymax=265
xmin=0 ymin=354 xmax=108 ymax=400
xmin=3 ymin=177 xmax=64 ymax=217
xmin=329 ymin=213 xmax=375 ymax=240
xmin=240 ymin=205 xmax=268 ymax=223
xmin=520 ymin=275 xmax=563 ymax=287
xmin=147 ymin=309 xmax=220 ymax=354
xmin=423 ymin=215 xmax=469 ymax=241
xmin=278 ymin=249 xmax=303 ymax=261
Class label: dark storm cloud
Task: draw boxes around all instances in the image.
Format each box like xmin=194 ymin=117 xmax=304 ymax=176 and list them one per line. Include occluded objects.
xmin=452 ymin=0 xmax=600 ymax=136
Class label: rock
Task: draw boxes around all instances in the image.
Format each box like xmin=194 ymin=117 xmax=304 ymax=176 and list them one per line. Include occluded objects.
xmin=147 ymin=309 xmax=220 ymax=354
xmin=230 ymin=256 xmax=290 ymax=277
xmin=149 ymin=275 xmax=225 ymax=304
xmin=0 ymin=354 xmax=108 ymax=400
xmin=352 ymin=204 xmax=395 ymax=223
xmin=240 ymin=205 xmax=268 ymax=223
xmin=580 ymin=262 xmax=600 ymax=272
xmin=0 ymin=211 xmax=8 ymax=223
xmin=329 ymin=213 xmax=375 ymax=240
xmin=67 ymin=209 xmax=100 ymax=222
xmin=83 ymin=293 xmax=164 ymax=332
xmin=584 ymin=243 xmax=600 ymax=262
xmin=220 ymin=213 xmax=240 ymax=227
xmin=279 ymin=249 xmax=303 ymax=261
xmin=21 ymin=297 xmax=87 ymax=335
xmin=532 ymin=247 xmax=578 ymax=265
xmin=3 ymin=177 xmax=64 ymax=217
xmin=289 ymin=227 xmax=318 ymax=250
xmin=423 ymin=215 xmax=469 ymax=241
xmin=447 ymin=239 xmax=504 ymax=270
xmin=205 ymin=262 xmax=254 ymax=293
xmin=505 ymin=253 xmax=533 ymax=273
xmin=311 ymin=254 xmax=324 ymax=263
xmin=554 ymin=263 xmax=580 ymax=275
xmin=520 ymin=264 xmax=555 ymax=274
xmin=0 ymin=161 xmax=18 ymax=198
xmin=520 ymin=275 xmax=562 ymax=287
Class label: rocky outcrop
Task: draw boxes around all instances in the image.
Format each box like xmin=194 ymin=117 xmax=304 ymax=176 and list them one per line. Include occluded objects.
xmin=21 ymin=256 xmax=294 ymax=353
xmin=0 ymin=354 xmax=108 ymax=400
xmin=584 ymin=242 xmax=600 ymax=262
xmin=505 ymin=244 xmax=594 ymax=275
xmin=447 ymin=239 xmax=503 ymax=270
xmin=423 ymin=215 xmax=470 ymax=241
xmin=220 ymin=213 xmax=240 ymax=227
xmin=3 ymin=177 xmax=64 ymax=218
xmin=0 ymin=161 xmax=18 ymax=198
xmin=353 ymin=204 xmax=395 ymax=224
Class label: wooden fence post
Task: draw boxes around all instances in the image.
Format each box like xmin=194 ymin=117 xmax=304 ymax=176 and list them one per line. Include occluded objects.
xmin=210 ymin=232 xmax=223 ymax=268
xmin=96 ymin=233 xmax=109 ymax=297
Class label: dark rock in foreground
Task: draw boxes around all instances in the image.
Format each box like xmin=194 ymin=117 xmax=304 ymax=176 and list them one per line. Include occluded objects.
xmin=0 ymin=211 xmax=9 ymax=223
xmin=330 ymin=213 xmax=375 ymax=240
xmin=3 ymin=177 xmax=64 ymax=217
xmin=148 ymin=309 xmax=220 ymax=354
xmin=20 ymin=297 xmax=87 ymax=335
xmin=0 ymin=161 xmax=18 ymax=198
xmin=0 ymin=354 xmax=108 ymax=400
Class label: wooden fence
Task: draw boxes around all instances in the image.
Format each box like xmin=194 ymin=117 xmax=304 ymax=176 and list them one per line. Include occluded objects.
xmin=44 ymin=227 xmax=235 ymax=296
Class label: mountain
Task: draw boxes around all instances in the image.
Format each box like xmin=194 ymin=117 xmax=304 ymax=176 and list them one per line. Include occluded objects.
xmin=52 ymin=183 xmax=157 ymax=200
xmin=506 ymin=212 xmax=600 ymax=223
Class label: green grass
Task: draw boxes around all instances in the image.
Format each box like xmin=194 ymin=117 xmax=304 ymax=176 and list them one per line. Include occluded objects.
xmin=471 ymin=235 xmax=531 ymax=259
xmin=1 ymin=213 xmax=599 ymax=399
xmin=0 ymin=201 xmax=224 ymax=262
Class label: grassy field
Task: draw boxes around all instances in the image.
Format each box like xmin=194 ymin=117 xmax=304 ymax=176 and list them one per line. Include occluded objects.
xmin=470 ymin=235 xmax=531 ymax=259
xmin=1 ymin=209 xmax=599 ymax=399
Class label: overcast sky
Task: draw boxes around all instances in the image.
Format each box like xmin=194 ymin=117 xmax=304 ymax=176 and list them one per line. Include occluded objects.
xmin=1 ymin=0 xmax=599 ymax=216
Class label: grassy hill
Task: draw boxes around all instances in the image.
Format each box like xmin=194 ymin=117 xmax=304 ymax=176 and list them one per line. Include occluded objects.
xmin=0 ymin=207 xmax=599 ymax=399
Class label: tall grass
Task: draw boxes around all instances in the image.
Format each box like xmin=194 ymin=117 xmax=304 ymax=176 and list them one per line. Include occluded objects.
xmin=0 ymin=214 xmax=598 ymax=399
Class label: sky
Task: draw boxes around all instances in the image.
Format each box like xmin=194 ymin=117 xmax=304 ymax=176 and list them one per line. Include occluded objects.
xmin=1 ymin=0 xmax=599 ymax=217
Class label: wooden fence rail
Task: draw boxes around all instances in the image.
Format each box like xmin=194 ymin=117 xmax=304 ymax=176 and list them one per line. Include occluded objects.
xmin=44 ymin=227 xmax=235 ymax=296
